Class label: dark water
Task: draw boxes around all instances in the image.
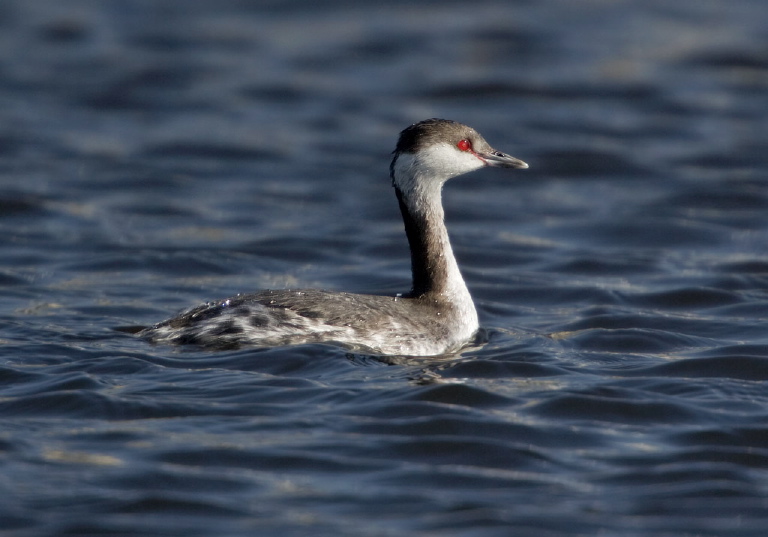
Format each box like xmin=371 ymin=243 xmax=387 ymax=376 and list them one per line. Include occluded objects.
xmin=2 ymin=1 xmax=768 ymax=535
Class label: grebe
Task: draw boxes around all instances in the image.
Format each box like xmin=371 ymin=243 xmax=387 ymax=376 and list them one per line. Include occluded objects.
xmin=139 ymin=119 xmax=528 ymax=355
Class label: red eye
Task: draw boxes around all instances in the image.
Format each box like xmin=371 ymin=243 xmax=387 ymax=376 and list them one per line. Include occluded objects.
xmin=457 ymin=139 xmax=471 ymax=152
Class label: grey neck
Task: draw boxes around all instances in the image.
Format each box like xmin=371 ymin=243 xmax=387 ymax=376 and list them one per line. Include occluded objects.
xmin=394 ymin=182 xmax=468 ymax=302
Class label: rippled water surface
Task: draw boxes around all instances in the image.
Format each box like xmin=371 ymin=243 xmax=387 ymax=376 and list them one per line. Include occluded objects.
xmin=2 ymin=1 xmax=768 ymax=535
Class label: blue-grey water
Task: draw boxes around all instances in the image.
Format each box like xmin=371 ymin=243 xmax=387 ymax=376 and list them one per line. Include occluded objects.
xmin=2 ymin=1 xmax=768 ymax=536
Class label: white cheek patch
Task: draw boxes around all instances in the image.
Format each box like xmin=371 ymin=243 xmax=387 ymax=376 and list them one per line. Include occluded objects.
xmin=393 ymin=144 xmax=486 ymax=189
xmin=416 ymin=143 xmax=487 ymax=181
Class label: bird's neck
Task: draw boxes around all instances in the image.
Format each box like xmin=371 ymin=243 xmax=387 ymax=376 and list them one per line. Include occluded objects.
xmin=394 ymin=177 xmax=471 ymax=306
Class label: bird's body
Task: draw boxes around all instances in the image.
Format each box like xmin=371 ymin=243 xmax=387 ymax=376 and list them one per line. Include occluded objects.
xmin=142 ymin=289 xmax=475 ymax=356
xmin=139 ymin=119 xmax=527 ymax=356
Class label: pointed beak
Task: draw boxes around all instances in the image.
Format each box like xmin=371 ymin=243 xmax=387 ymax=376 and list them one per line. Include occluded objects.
xmin=481 ymin=150 xmax=528 ymax=169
